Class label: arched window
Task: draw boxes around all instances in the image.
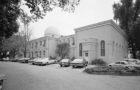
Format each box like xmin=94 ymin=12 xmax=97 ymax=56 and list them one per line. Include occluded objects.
xmin=79 ymin=43 xmax=82 ymax=56
xmin=101 ymin=40 xmax=105 ymax=56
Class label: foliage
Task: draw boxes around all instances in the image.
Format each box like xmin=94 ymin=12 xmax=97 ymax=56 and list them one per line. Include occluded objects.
xmin=0 ymin=0 xmax=80 ymax=45
xmin=91 ymin=58 xmax=106 ymax=66
xmin=24 ymin=0 xmax=80 ymax=20
xmin=56 ymin=43 xmax=70 ymax=59
xmin=84 ymin=66 xmax=140 ymax=75
xmin=0 ymin=0 xmax=21 ymax=43
xmin=113 ymin=0 xmax=140 ymax=58
xmin=1 ymin=34 xmax=25 ymax=58
xmin=49 ymin=56 xmax=56 ymax=60
xmin=71 ymin=56 xmax=75 ymax=61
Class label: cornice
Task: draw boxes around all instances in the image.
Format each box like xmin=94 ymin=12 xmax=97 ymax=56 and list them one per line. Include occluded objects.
xmin=74 ymin=19 xmax=128 ymax=40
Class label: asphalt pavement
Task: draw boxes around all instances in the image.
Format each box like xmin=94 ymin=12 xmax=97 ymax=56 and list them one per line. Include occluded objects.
xmin=0 ymin=62 xmax=140 ymax=90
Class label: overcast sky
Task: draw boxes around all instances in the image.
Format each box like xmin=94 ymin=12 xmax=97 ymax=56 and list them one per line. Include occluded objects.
xmin=22 ymin=0 xmax=119 ymax=40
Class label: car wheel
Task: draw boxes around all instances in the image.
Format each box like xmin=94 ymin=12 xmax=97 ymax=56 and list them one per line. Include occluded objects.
xmin=125 ymin=66 xmax=129 ymax=70
xmin=72 ymin=65 xmax=75 ymax=68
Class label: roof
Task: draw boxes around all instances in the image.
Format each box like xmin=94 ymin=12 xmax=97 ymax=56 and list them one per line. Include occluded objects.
xmin=75 ymin=19 xmax=128 ymax=40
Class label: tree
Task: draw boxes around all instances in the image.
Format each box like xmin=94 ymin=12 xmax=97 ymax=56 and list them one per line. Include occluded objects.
xmin=56 ymin=43 xmax=70 ymax=59
xmin=0 ymin=0 xmax=20 ymax=44
xmin=17 ymin=28 xmax=33 ymax=58
xmin=0 ymin=0 xmax=80 ymax=44
xmin=19 ymin=10 xmax=32 ymax=58
xmin=113 ymin=0 xmax=140 ymax=58
xmin=1 ymin=34 xmax=25 ymax=58
xmin=24 ymin=0 xmax=80 ymax=20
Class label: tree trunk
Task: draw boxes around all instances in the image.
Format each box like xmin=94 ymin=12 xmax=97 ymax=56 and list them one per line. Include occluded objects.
xmin=130 ymin=42 xmax=136 ymax=59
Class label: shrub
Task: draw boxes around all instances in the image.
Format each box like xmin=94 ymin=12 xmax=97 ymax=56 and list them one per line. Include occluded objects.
xmin=49 ymin=56 xmax=56 ymax=60
xmin=84 ymin=66 xmax=140 ymax=75
xmin=71 ymin=57 xmax=75 ymax=61
xmin=91 ymin=58 xmax=106 ymax=66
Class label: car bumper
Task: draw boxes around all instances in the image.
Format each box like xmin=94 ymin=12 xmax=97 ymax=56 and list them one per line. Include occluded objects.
xmin=71 ymin=63 xmax=85 ymax=67
xmin=33 ymin=62 xmax=47 ymax=65
xmin=60 ymin=62 xmax=70 ymax=66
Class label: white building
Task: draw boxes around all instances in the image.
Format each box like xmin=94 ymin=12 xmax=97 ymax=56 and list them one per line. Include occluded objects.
xmin=27 ymin=20 xmax=128 ymax=64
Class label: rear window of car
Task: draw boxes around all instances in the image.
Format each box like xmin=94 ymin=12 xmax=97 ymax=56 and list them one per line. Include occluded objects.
xmin=115 ymin=62 xmax=120 ymax=64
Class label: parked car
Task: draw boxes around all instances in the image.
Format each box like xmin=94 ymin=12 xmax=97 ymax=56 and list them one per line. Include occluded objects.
xmin=2 ymin=57 xmax=9 ymax=62
xmin=123 ymin=58 xmax=140 ymax=64
xmin=18 ymin=58 xmax=30 ymax=63
xmin=28 ymin=58 xmax=37 ymax=63
xmin=59 ymin=59 xmax=71 ymax=67
xmin=11 ymin=58 xmax=19 ymax=62
xmin=22 ymin=58 xmax=30 ymax=63
xmin=32 ymin=58 xmax=51 ymax=66
xmin=48 ymin=59 xmax=57 ymax=64
xmin=70 ymin=59 xmax=88 ymax=68
xmin=108 ymin=61 xmax=128 ymax=67
xmin=108 ymin=61 xmax=140 ymax=70
xmin=0 ymin=74 xmax=6 ymax=90
xmin=31 ymin=58 xmax=41 ymax=65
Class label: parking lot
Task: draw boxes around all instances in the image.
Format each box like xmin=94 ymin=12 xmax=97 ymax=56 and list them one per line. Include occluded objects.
xmin=0 ymin=62 xmax=140 ymax=90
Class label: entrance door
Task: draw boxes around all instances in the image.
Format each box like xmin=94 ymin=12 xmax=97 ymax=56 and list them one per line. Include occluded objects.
xmin=83 ymin=51 xmax=89 ymax=62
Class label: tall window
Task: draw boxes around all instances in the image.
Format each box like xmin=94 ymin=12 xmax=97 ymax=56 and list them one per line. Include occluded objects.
xmin=32 ymin=43 xmax=34 ymax=48
xmin=43 ymin=40 xmax=46 ymax=47
xmin=35 ymin=42 xmax=38 ymax=48
xmin=112 ymin=41 xmax=115 ymax=56
xmin=40 ymin=41 xmax=42 ymax=46
xmin=79 ymin=43 xmax=82 ymax=56
xmin=101 ymin=40 xmax=105 ymax=56
xmin=43 ymin=50 xmax=45 ymax=57
xmin=35 ymin=51 xmax=38 ymax=57
xmin=40 ymin=51 xmax=41 ymax=58
xmin=72 ymin=37 xmax=75 ymax=45
xmin=32 ymin=52 xmax=33 ymax=58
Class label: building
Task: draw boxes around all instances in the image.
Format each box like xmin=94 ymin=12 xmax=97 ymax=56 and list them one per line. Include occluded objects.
xmin=27 ymin=20 xmax=128 ymax=64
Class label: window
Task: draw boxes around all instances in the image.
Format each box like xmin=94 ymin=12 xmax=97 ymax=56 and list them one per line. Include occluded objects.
xmin=43 ymin=40 xmax=46 ymax=47
xmin=79 ymin=43 xmax=82 ymax=56
xmin=40 ymin=51 xmax=41 ymax=58
xmin=68 ymin=38 xmax=70 ymax=45
xmin=32 ymin=43 xmax=34 ymax=48
xmin=85 ymin=52 xmax=88 ymax=56
xmin=40 ymin=41 xmax=42 ymax=46
xmin=101 ymin=40 xmax=105 ymax=56
xmin=112 ymin=41 xmax=115 ymax=56
xmin=32 ymin=52 xmax=33 ymax=58
xmin=72 ymin=37 xmax=75 ymax=45
xmin=43 ymin=50 xmax=45 ymax=57
xmin=35 ymin=51 xmax=38 ymax=57
xmin=35 ymin=42 xmax=38 ymax=48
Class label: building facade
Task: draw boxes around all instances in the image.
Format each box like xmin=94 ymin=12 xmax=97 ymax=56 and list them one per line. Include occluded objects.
xmin=27 ymin=20 xmax=128 ymax=64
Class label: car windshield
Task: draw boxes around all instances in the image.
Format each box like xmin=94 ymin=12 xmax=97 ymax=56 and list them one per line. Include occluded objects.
xmin=115 ymin=62 xmax=120 ymax=64
xmin=120 ymin=62 xmax=126 ymax=65
xmin=73 ymin=59 xmax=83 ymax=62
xmin=61 ymin=59 xmax=69 ymax=62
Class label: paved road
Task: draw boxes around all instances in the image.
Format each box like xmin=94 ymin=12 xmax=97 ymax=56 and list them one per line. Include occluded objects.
xmin=0 ymin=62 xmax=140 ymax=90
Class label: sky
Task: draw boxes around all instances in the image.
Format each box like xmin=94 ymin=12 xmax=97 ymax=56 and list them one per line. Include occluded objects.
xmin=21 ymin=0 xmax=120 ymax=40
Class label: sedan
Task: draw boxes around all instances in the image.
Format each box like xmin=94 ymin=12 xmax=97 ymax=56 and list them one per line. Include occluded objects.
xmin=32 ymin=58 xmax=52 ymax=66
xmin=108 ymin=61 xmax=138 ymax=70
xmin=70 ymin=59 xmax=88 ymax=68
xmin=20 ymin=58 xmax=30 ymax=63
xmin=59 ymin=59 xmax=71 ymax=67
xmin=108 ymin=61 xmax=129 ymax=67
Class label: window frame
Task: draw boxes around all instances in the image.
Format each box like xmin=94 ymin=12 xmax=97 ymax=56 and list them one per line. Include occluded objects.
xmin=100 ymin=40 xmax=105 ymax=56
